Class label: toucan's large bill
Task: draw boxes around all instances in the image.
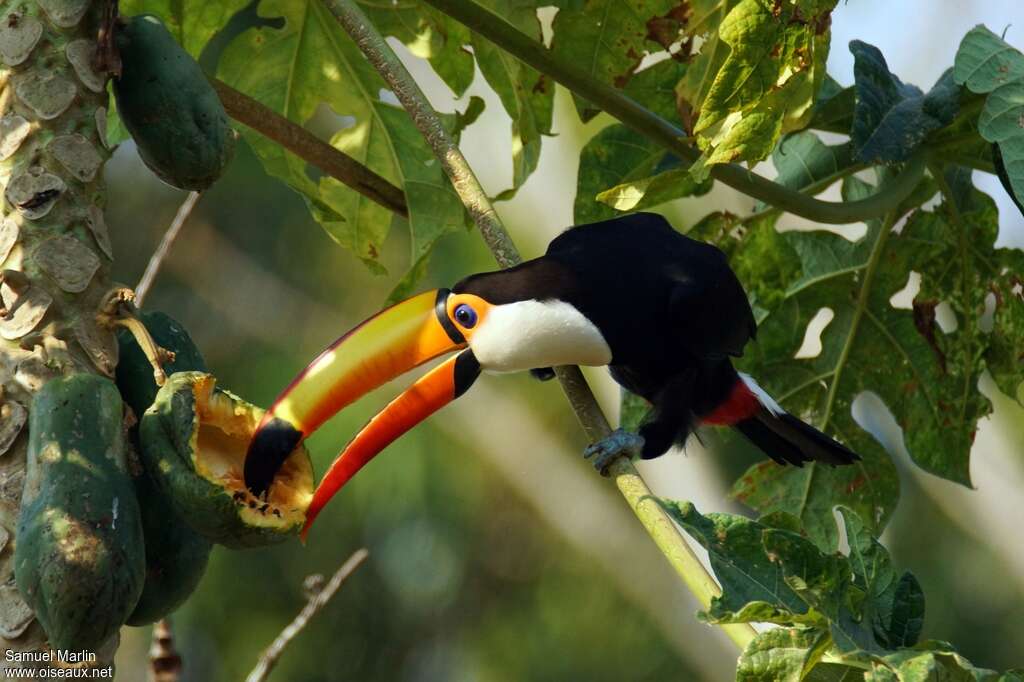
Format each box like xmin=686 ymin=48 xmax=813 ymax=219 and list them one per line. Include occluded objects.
xmin=244 ymin=289 xmax=479 ymax=536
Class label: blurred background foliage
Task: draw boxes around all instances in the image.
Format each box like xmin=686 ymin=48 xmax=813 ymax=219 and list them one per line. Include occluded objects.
xmin=106 ymin=0 xmax=1023 ymax=679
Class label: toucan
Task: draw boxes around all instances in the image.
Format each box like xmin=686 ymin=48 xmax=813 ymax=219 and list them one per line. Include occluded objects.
xmin=244 ymin=213 xmax=858 ymax=535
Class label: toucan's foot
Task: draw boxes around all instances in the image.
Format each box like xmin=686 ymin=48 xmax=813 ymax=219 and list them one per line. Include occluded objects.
xmin=583 ymin=429 xmax=644 ymax=476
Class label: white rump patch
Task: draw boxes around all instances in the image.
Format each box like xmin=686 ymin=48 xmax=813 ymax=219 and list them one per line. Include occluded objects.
xmin=469 ymin=299 xmax=612 ymax=373
xmin=739 ymin=373 xmax=784 ymax=417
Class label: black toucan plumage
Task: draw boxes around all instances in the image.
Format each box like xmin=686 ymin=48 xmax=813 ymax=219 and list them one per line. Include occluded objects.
xmin=245 ymin=212 xmax=858 ymax=534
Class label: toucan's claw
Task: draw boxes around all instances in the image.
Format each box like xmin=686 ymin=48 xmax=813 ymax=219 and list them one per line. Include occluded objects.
xmin=583 ymin=429 xmax=645 ymax=476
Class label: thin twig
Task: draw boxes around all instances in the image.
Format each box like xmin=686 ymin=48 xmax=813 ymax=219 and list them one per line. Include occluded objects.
xmin=246 ymin=548 xmax=369 ymax=682
xmin=148 ymin=619 xmax=182 ymax=682
xmin=212 ymin=79 xmax=408 ymax=218
xmin=135 ymin=191 xmax=201 ymax=307
xmin=322 ymin=0 xmax=758 ymax=652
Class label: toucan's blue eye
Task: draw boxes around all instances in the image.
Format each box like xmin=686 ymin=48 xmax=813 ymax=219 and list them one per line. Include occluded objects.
xmin=454 ymin=303 xmax=478 ymax=328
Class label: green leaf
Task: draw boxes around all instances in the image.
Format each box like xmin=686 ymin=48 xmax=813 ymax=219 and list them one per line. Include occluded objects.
xmin=850 ymin=41 xmax=959 ymax=163
xmin=218 ymin=0 xmax=465 ymax=282
xmin=472 ymin=0 xmax=554 ymax=192
xmin=839 ymin=507 xmax=923 ymax=649
xmin=674 ymin=0 xmax=740 ymax=133
xmin=358 ymin=0 xmax=474 ymax=97
xmin=119 ymin=0 xmax=248 ymax=57
xmin=736 ymin=627 xmax=831 ymax=682
xmin=690 ymin=0 xmax=837 ymax=171
xmin=689 ymin=211 xmax=801 ymax=316
xmin=658 ymin=501 xmax=816 ymax=625
xmin=574 ymin=60 xmax=690 ymax=222
xmin=809 ymin=76 xmax=855 ymax=135
xmin=926 ymin=92 xmax=994 ymax=174
xmin=771 ymin=133 xmax=855 ymax=196
xmin=950 ymin=25 xmax=1024 ymax=225
xmin=864 ymin=649 xmax=1006 ymax=682
xmin=953 ymin=25 xmax=1024 ymax=93
xmin=550 ymin=0 xmax=684 ymax=122
xmin=595 ymin=166 xmax=713 ymax=212
xmin=452 ymin=96 xmax=486 ymax=138
xmin=732 ymin=176 xmax=919 ymax=549
xmin=619 ymin=389 xmax=652 ymax=433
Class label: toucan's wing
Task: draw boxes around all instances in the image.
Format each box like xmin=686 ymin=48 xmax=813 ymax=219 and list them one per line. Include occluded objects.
xmin=668 ymin=259 xmax=756 ymax=359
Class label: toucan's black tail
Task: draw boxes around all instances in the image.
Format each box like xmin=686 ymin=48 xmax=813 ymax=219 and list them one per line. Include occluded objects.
xmin=734 ymin=409 xmax=859 ymax=467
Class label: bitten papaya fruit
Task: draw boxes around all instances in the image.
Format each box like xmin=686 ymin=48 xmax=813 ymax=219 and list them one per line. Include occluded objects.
xmin=113 ymin=14 xmax=235 ymax=190
xmin=14 ymin=375 xmax=146 ymax=652
xmin=115 ymin=310 xmax=213 ymax=625
xmin=139 ymin=372 xmax=313 ymax=549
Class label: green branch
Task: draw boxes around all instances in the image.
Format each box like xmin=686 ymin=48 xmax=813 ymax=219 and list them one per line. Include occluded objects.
xmin=321 ymin=0 xmax=757 ymax=653
xmin=421 ymin=0 xmax=926 ymax=225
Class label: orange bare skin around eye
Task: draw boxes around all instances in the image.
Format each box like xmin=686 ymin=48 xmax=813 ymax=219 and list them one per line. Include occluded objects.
xmin=445 ymin=293 xmax=492 ymax=339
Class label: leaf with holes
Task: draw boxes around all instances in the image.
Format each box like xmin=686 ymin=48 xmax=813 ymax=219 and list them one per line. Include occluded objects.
xmin=850 ymin=41 xmax=959 ymax=164
xmin=909 ymin=167 xmax=1024 ymax=412
xmin=731 ymin=168 xmax=1023 ymax=551
xmin=688 ymin=0 xmax=838 ymax=174
xmin=218 ymin=0 xmax=465 ymax=285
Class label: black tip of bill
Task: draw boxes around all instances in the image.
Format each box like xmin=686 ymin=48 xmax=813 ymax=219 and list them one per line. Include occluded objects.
xmin=244 ymin=417 xmax=304 ymax=496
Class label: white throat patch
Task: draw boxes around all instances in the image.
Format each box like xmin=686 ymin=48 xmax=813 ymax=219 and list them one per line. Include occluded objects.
xmin=468 ymin=299 xmax=612 ymax=373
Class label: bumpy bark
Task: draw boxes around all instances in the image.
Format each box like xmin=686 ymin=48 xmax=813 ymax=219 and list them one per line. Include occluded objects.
xmin=0 ymin=0 xmax=117 ymax=672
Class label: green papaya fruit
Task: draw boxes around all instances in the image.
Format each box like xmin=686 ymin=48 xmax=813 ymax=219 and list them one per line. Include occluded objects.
xmin=14 ymin=375 xmax=146 ymax=652
xmin=116 ymin=310 xmax=208 ymax=420
xmin=115 ymin=310 xmax=213 ymax=625
xmin=113 ymin=14 xmax=235 ymax=190
xmin=139 ymin=372 xmax=313 ymax=549
xmin=126 ymin=468 xmax=212 ymax=626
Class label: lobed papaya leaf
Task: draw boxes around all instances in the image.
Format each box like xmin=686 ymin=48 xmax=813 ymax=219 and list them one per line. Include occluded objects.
xmin=217 ymin=0 xmax=466 ymax=289
xmin=849 ymin=41 xmax=959 ymax=164
xmin=725 ymin=162 xmax=1024 ymax=547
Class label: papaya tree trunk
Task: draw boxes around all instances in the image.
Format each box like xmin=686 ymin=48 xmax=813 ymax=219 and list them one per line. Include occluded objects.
xmin=0 ymin=0 xmax=117 ymax=671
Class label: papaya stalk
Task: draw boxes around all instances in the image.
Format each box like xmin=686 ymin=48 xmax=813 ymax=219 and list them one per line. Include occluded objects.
xmin=0 ymin=0 xmax=122 ymax=672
